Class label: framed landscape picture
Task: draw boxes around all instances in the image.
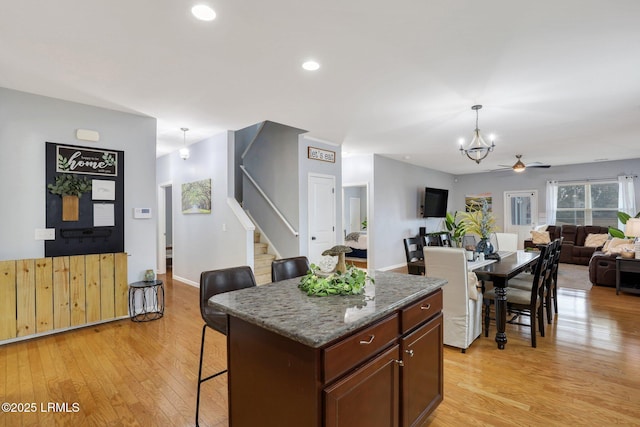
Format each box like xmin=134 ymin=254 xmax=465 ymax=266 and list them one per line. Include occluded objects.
xmin=182 ymin=178 xmax=212 ymax=214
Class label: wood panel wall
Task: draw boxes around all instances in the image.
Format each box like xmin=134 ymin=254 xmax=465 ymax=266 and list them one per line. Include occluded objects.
xmin=0 ymin=252 xmax=128 ymax=343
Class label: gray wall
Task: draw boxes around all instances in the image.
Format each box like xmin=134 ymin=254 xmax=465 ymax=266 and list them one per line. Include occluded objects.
xmin=0 ymin=87 xmax=157 ymax=282
xmin=156 ymin=131 xmax=251 ymax=286
xmin=242 ymin=121 xmax=305 ymax=257
xmin=372 ymin=155 xmax=455 ymax=270
xmin=454 ymin=159 xmax=640 ymax=229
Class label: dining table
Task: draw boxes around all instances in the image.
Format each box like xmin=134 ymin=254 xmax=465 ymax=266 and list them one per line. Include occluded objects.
xmin=471 ymin=250 xmax=540 ymax=349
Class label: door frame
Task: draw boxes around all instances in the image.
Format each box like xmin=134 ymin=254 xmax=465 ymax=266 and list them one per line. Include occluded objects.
xmin=157 ymin=181 xmax=172 ymax=275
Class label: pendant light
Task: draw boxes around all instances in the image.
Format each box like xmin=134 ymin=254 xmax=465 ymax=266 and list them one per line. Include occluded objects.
xmin=180 ymin=127 xmax=190 ymax=160
xmin=459 ymin=105 xmax=495 ymax=164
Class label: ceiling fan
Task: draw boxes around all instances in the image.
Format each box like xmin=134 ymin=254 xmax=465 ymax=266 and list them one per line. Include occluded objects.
xmin=495 ymin=155 xmax=551 ymax=172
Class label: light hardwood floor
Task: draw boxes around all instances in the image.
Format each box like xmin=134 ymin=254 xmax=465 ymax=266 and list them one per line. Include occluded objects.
xmin=1 ymin=268 xmax=639 ymax=426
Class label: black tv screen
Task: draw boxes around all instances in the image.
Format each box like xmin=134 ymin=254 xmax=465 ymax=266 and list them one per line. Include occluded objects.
xmin=423 ymin=187 xmax=448 ymax=218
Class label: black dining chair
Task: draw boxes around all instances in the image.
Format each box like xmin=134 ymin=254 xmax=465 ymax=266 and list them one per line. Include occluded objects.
xmin=483 ymin=244 xmax=551 ymax=347
xmin=271 ymin=256 xmax=311 ymax=282
xmin=196 ymin=266 xmax=257 ymax=427
xmin=509 ymin=238 xmax=561 ymax=324
xmin=403 ymin=237 xmax=425 ymax=275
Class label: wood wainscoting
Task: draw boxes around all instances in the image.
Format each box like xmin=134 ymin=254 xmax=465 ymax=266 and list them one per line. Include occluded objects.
xmin=0 ymin=252 xmax=128 ymax=343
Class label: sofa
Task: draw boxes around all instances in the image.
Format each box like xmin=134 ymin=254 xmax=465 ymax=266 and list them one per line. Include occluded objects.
xmin=588 ymin=238 xmax=636 ymax=287
xmin=524 ymin=225 xmax=609 ymax=265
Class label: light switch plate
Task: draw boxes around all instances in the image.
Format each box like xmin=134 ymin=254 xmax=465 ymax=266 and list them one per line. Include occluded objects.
xmin=35 ymin=228 xmax=55 ymax=240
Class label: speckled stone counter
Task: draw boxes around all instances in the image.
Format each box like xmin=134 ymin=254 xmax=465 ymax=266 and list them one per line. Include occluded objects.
xmin=208 ymin=270 xmax=446 ymax=348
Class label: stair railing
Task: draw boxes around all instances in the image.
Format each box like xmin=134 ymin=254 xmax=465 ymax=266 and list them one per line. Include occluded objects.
xmin=240 ymin=165 xmax=299 ymax=236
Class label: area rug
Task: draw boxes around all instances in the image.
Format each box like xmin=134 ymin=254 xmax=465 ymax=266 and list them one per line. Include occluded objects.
xmin=556 ymin=263 xmax=592 ymax=291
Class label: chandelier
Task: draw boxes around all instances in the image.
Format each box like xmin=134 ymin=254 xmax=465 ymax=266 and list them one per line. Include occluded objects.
xmin=180 ymin=127 xmax=190 ymax=160
xmin=459 ymin=105 xmax=495 ymax=164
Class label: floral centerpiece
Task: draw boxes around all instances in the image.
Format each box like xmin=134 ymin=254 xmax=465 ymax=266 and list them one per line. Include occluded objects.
xmin=459 ymin=199 xmax=498 ymax=255
xmin=299 ymin=264 xmax=373 ymax=297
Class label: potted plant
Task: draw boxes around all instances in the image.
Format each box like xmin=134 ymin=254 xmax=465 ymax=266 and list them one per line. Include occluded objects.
xmin=609 ymin=211 xmax=640 ymax=238
xmin=459 ymin=199 xmax=498 ymax=255
xmin=444 ymin=211 xmax=466 ymax=247
xmin=48 ymin=174 xmax=92 ymax=221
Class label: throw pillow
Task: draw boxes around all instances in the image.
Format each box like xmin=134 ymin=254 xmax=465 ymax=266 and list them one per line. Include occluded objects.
xmin=531 ymin=230 xmax=551 ymax=244
xmin=603 ymin=237 xmax=634 ymax=254
xmin=584 ymin=233 xmax=609 ymax=248
xmin=608 ymin=243 xmax=636 ymax=255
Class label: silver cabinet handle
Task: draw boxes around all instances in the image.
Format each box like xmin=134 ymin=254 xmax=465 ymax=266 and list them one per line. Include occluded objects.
xmin=359 ymin=335 xmax=375 ymax=345
xmin=393 ymin=359 xmax=404 ymax=367
xmin=405 ymin=349 xmax=414 ymax=357
xmin=420 ymin=304 xmax=431 ymax=310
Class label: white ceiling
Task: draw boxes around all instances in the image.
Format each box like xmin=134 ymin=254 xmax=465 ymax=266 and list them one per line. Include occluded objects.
xmin=2 ymin=1 xmax=640 ymax=175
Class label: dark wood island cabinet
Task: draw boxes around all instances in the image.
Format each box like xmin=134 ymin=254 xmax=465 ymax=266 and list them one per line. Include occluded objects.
xmin=209 ymin=271 xmax=446 ymax=427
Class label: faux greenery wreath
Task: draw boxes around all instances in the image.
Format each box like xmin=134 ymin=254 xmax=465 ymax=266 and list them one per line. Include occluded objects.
xmin=298 ymin=264 xmax=373 ymax=297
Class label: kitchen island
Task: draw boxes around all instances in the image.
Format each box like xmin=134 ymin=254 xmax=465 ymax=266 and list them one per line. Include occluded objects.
xmin=208 ymin=270 xmax=446 ymax=427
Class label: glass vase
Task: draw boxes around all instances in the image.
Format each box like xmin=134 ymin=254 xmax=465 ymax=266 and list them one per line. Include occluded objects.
xmin=476 ymin=238 xmax=494 ymax=256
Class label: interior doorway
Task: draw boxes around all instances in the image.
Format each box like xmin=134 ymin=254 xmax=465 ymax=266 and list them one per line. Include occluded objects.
xmin=343 ymin=183 xmax=369 ymax=268
xmin=157 ymin=182 xmax=173 ymax=275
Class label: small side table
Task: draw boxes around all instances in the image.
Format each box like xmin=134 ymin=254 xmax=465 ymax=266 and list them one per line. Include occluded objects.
xmin=129 ymin=280 xmax=165 ymax=321
xmin=616 ymin=257 xmax=640 ymax=295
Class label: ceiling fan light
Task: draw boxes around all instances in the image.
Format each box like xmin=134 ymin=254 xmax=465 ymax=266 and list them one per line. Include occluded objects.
xmin=513 ymin=160 xmax=526 ymax=172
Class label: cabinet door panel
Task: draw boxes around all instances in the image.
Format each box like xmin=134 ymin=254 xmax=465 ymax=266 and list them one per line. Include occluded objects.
xmin=401 ymin=313 xmax=443 ymax=427
xmin=325 ymin=344 xmax=400 ymax=427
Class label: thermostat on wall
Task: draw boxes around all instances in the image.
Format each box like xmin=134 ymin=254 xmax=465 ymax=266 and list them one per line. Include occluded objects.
xmin=133 ymin=208 xmax=152 ymax=219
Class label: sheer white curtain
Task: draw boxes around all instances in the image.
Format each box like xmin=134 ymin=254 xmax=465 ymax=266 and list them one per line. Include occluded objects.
xmin=546 ymin=180 xmax=558 ymax=225
xmin=618 ymin=175 xmax=636 ymax=227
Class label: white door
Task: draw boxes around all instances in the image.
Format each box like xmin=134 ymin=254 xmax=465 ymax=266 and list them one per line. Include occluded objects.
xmin=349 ymin=197 xmax=361 ymax=233
xmin=504 ymin=190 xmax=538 ymax=249
xmin=308 ymin=174 xmax=336 ymax=265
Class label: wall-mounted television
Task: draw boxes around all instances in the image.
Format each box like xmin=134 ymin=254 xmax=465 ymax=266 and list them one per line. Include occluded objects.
xmin=423 ymin=187 xmax=448 ymax=218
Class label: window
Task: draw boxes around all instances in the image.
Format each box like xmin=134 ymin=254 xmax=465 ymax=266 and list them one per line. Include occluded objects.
xmin=556 ymin=181 xmax=618 ymax=226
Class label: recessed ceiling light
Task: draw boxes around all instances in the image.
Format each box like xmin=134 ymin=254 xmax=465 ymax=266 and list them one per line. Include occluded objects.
xmin=302 ymin=61 xmax=320 ymax=71
xmin=192 ymin=4 xmax=216 ymax=21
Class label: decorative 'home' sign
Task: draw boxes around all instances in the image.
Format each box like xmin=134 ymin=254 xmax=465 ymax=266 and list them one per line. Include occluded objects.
xmin=308 ymin=146 xmax=335 ymax=163
xmin=56 ymin=145 xmax=118 ymax=176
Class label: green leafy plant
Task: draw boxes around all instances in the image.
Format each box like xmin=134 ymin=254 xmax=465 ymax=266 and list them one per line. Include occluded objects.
xmin=444 ymin=211 xmax=466 ymax=247
xmin=361 ymin=218 xmax=367 ymax=230
xmin=609 ymin=211 xmax=640 ymax=238
xmin=458 ymin=199 xmax=498 ymax=239
xmin=298 ymin=264 xmax=373 ymax=297
xmin=47 ymin=174 xmax=92 ymax=198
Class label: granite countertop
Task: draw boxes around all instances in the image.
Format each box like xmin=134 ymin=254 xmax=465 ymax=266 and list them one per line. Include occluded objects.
xmin=208 ymin=270 xmax=446 ymax=348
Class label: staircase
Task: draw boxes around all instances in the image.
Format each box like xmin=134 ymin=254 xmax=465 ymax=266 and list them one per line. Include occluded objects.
xmin=254 ymin=231 xmax=275 ymax=285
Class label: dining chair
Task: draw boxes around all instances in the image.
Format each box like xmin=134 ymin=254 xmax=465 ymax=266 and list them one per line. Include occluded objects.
xmin=438 ymin=232 xmax=453 ymax=247
xmin=509 ymin=238 xmax=561 ymax=324
xmin=548 ymin=238 xmax=562 ymax=318
xmin=196 ymin=266 xmax=257 ymax=427
xmin=494 ymin=232 xmax=519 ymax=252
xmin=403 ymin=237 xmax=425 ymax=275
xmin=271 ymin=256 xmax=311 ymax=282
xmin=483 ymin=244 xmax=551 ymax=347
xmin=424 ymin=246 xmax=483 ymax=352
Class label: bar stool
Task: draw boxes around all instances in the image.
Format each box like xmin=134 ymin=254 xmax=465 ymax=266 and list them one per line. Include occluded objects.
xmin=196 ymin=266 xmax=257 ymax=427
xmin=271 ymin=256 xmax=310 ymax=282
